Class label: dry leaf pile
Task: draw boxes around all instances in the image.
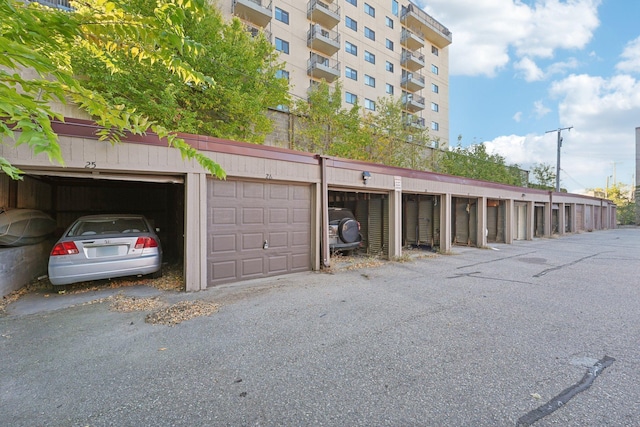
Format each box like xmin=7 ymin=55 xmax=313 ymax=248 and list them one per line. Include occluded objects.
xmin=145 ymin=300 xmax=220 ymax=326
xmin=109 ymin=294 xmax=166 ymax=313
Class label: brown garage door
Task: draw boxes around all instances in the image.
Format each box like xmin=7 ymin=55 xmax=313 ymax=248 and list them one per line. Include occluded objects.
xmin=207 ymin=179 xmax=311 ymax=286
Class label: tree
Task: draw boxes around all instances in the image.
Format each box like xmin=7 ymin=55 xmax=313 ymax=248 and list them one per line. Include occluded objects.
xmin=589 ymin=182 xmax=636 ymax=225
xmin=435 ymin=142 xmax=525 ymax=186
xmin=360 ymin=97 xmax=431 ymax=169
xmin=1 ymin=0 xmax=224 ymax=180
xmin=530 ymin=162 xmax=556 ymax=189
xmin=71 ymin=0 xmax=289 ymax=143
xmin=293 ymin=83 xmax=435 ymax=168
xmin=293 ymin=80 xmax=350 ymax=155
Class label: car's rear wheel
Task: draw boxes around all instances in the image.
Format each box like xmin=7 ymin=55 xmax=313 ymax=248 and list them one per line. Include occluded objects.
xmin=338 ymin=218 xmax=359 ymax=243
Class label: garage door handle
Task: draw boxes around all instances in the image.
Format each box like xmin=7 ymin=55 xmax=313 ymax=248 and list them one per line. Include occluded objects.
xmin=263 ymin=240 xmax=269 ymax=249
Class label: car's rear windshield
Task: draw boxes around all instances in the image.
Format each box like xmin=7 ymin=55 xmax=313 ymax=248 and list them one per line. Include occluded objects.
xmin=67 ymin=218 xmax=149 ymax=237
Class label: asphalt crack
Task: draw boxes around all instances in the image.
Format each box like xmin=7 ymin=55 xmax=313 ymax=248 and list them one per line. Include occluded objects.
xmin=447 ymin=271 xmax=533 ymax=285
xmin=516 ymin=355 xmax=615 ymax=426
xmin=456 ymin=250 xmax=538 ymax=269
xmin=533 ymin=253 xmax=602 ymax=277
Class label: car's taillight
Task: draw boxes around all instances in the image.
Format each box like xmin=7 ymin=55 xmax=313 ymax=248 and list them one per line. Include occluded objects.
xmin=51 ymin=241 xmax=79 ymax=256
xmin=135 ymin=237 xmax=158 ymax=249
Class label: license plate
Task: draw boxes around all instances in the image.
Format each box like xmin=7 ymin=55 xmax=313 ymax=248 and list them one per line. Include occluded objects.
xmin=96 ymin=246 xmax=121 ymax=257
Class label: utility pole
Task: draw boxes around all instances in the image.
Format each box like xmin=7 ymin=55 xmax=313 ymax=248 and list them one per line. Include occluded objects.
xmin=546 ymin=126 xmax=573 ymax=192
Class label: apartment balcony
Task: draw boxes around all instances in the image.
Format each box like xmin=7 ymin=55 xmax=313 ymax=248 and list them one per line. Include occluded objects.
xmin=307 ymin=0 xmax=341 ymax=29
xmin=33 ymin=0 xmax=72 ymax=9
xmin=401 ymin=28 xmax=425 ymax=51
xmin=401 ymin=94 xmax=426 ymax=112
xmin=401 ymin=5 xmax=452 ymax=48
xmin=247 ymin=25 xmax=272 ymax=43
xmin=401 ymin=50 xmax=425 ymax=72
xmin=307 ymin=26 xmax=340 ymax=56
xmin=307 ymin=55 xmax=340 ymax=82
xmin=233 ymin=0 xmax=273 ymax=28
xmin=401 ymin=73 xmax=426 ymax=92
xmin=404 ymin=115 xmax=426 ymax=129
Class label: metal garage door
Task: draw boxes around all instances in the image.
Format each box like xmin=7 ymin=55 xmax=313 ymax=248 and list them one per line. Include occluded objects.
xmin=576 ymin=205 xmax=584 ymax=231
xmin=453 ymin=197 xmax=477 ymax=246
xmin=404 ymin=195 xmax=436 ymax=247
xmin=207 ymin=179 xmax=311 ymax=286
xmin=487 ymin=200 xmax=506 ymax=243
xmin=515 ymin=202 xmax=527 ymax=240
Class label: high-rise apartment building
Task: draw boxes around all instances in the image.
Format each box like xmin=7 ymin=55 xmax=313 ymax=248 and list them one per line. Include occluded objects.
xmin=217 ymin=0 xmax=452 ymax=148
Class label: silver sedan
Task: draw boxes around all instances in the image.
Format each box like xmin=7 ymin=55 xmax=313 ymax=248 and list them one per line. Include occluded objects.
xmin=48 ymin=214 xmax=162 ymax=286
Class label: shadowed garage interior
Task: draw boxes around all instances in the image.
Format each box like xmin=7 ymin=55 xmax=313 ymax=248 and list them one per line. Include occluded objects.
xmin=0 ymin=172 xmax=185 ymax=294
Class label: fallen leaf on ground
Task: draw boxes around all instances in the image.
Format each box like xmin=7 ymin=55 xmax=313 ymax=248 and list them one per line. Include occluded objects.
xmin=145 ymin=300 xmax=220 ymax=326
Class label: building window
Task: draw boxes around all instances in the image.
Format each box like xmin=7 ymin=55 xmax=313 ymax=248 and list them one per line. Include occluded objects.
xmin=432 ymin=64 xmax=439 ymax=75
xmin=386 ymin=39 xmax=394 ymax=50
xmin=345 ymin=41 xmax=358 ymax=56
xmin=432 ymin=45 xmax=439 ymax=56
xmin=365 ymin=75 xmax=375 ymax=87
xmin=346 ymin=92 xmax=357 ymax=104
xmin=345 ymin=67 xmax=358 ymax=80
xmin=365 ymin=99 xmax=376 ymax=111
xmin=365 ymin=51 xmax=375 ymax=64
xmin=346 ymin=0 xmax=357 ymax=5
xmin=364 ymin=27 xmax=375 ymax=41
xmin=431 ymin=121 xmax=439 ymax=131
xmin=386 ymin=16 xmax=394 ymax=28
xmin=386 ymin=61 xmax=394 ymax=72
xmin=345 ymin=16 xmax=357 ymax=31
xmin=275 ymin=7 xmax=289 ymax=24
xmin=276 ymin=70 xmax=289 ymax=81
xmin=386 ymin=83 xmax=394 ymax=95
xmin=365 ymin=3 xmax=375 ymax=17
xmin=431 ymin=102 xmax=439 ymax=112
xmin=392 ymin=0 xmax=399 ymax=16
xmin=432 ymin=83 xmax=439 ymax=93
xmin=275 ymin=38 xmax=289 ymax=54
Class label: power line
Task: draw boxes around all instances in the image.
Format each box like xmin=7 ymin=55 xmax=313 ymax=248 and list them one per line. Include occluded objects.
xmin=559 ymin=168 xmax=588 ymax=190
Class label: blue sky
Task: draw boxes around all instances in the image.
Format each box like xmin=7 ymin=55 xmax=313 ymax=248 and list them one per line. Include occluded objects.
xmin=419 ymin=0 xmax=640 ymax=193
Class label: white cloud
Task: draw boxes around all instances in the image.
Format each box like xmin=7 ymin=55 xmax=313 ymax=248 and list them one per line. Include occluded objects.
xmin=485 ymin=133 xmax=553 ymax=165
xmin=616 ymin=36 xmax=640 ymax=74
xmin=550 ymin=73 xmax=640 ymax=130
xmin=484 ymin=73 xmax=640 ymax=191
xmin=546 ymin=58 xmax=580 ymax=76
xmin=533 ymin=100 xmax=551 ymax=118
xmin=515 ymin=57 xmax=544 ymax=82
xmin=515 ymin=57 xmax=579 ymax=82
xmin=421 ymin=0 xmax=601 ymax=77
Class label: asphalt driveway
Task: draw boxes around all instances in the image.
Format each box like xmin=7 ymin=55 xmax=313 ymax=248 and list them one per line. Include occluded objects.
xmin=1 ymin=228 xmax=639 ymax=426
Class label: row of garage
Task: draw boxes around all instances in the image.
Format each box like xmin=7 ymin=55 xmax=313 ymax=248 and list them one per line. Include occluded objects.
xmin=0 ymin=118 xmax=616 ymax=295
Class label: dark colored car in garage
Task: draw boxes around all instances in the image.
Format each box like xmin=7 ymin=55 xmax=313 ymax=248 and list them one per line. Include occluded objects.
xmin=328 ymin=207 xmax=362 ymax=253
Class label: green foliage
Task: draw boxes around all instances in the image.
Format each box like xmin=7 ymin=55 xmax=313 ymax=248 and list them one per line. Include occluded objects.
xmin=530 ymin=162 xmax=556 ymax=189
xmin=434 ymin=143 xmax=525 ymax=186
xmin=590 ymin=182 xmax=636 ymax=225
xmin=293 ymin=82 xmax=434 ymax=168
xmin=1 ymin=0 xmax=225 ymax=179
xmin=71 ymin=1 xmax=289 ymax=143
xmin=293 ymin=80 xmax=345 ymax=154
